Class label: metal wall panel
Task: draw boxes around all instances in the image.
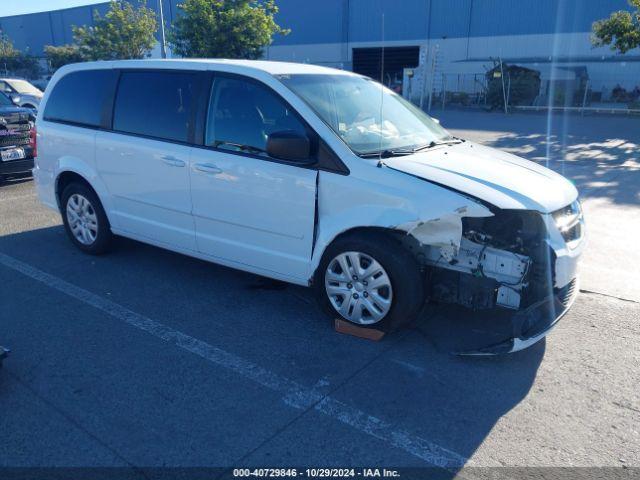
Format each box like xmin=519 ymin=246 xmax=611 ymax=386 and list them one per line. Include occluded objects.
xmin=348 ymin=0 xmax=429 ymax=42
xmin=468 ymin=0 xmax=629 ymax=37
xmin=0 ymin=0 xmax=634 ymax=55
xmin=0 ymin=16 xmax=26 ymax=50
xmin=23 ymin=15 xmax=56 ymax=54
xmin=271 ymin=0 xmax=630 ymax=44
xmin=0 ymin=3 xmax=109 ymax=55
xmin=48 ymin=11 xmax=68 ymax=46
xmin=271 ymin=0 xmax=345 ymax=45
xmin=428 ymin=0 xmax=473 ymax=40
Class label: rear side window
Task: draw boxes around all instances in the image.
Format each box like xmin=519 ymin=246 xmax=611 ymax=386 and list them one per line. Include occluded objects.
xmin=113 ymin=71 xmax=196 ymax=143
xmin=43 ymin=70 xmax=115 ymax=127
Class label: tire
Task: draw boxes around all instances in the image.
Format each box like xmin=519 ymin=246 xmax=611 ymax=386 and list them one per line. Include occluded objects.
xmin=60 ymin=182 xmax=112 ymax=255
xmin=315 ymin=231 xmax=425 ymax=332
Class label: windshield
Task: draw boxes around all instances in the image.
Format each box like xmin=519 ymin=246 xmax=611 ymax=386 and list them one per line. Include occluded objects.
xmin=277 ymin=74 xmax=450 ymax=155
xmin=0 ymin=92 xmax=13 ymax=106
xmin=6 ymin=79 xmax=42 ymax=96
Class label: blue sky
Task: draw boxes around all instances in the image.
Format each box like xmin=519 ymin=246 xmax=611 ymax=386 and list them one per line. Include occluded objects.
xmin=1 ymin=0 xmax=107 ymax=17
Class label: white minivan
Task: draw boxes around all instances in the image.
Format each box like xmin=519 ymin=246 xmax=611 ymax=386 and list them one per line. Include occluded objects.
xmin=34 ymin=60 xmax=585 ymax=353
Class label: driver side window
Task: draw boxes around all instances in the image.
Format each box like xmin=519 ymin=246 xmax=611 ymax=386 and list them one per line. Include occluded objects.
xmin=205 ymin=76 xmax=307 ymax=156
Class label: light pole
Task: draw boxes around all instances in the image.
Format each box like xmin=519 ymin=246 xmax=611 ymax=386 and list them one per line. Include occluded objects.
xmin=158 ymin=0 xmax=167 ymax=58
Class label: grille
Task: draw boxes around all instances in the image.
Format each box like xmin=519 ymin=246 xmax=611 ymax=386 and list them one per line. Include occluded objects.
xmin=556 ymin=278 xmax=578 ymax=308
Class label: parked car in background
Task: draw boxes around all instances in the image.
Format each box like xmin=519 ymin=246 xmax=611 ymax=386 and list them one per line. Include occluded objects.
xmin=0 ymin=78 xmax=43 ymax=110
xmin=34 ymin=60 xmax=585 ymax=354
xmin=0 ymin=92 xmax=36 ymax=181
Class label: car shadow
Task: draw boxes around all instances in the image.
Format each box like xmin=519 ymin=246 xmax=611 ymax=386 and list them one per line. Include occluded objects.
xmin=0 ymin=225 xmax=543 ymax=473
xmin=0 ymin=171 xmax=33 ymax=188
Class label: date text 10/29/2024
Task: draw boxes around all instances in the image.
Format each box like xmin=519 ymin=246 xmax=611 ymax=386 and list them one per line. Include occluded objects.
xmin=233 ymin=469 xmax=401 ymax=478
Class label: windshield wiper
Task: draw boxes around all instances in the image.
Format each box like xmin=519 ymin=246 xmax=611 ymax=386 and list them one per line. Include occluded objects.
xmin=417 ymin=137 xmax=464 ymax=150
xmin=358 ymin=149 xmax=415 ymax=159
xmin=358 ymin=138 xmax=464 ymax=158
xmin=214 ymin=140 xmax=267 ymax=155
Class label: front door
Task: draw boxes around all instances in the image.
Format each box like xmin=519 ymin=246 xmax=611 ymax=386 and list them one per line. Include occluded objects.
xmin=96 ymin=70 xmax=198 ymax=250
xmin=190 ymin=74 xmax=317 ymax=282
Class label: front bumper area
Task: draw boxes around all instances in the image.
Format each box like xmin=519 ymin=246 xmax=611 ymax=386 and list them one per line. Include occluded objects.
xmin=458 ymin=277 xmax=579 ymax=355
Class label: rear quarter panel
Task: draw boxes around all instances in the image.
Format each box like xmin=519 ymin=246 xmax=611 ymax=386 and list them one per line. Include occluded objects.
xmin=35 ymin=63 xmax=116 ymax=216
xmin=35 ymin=121 xmax=112 ymax=213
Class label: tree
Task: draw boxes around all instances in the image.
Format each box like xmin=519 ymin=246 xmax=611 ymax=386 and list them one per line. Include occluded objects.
xmin=73 ymin=0 xmax=157 ymax=60
xmin=592 ymin=0 xmax=640 ymax=54
xmin=0 ymin=30 xmax=17 ymax=58
xmin=44 ymin=45 xmax=86 ymax=71
xmin=168 ymin=0 xmax=289 ymax=59
xmin=11 ymin=54 xmax=42 ymax=79
xmin=0 ymin=30 xmax=41 ymax=78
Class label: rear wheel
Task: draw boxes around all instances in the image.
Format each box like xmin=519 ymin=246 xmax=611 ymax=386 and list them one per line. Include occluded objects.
xmin=315 ymin=232 xmax=425 ymax=332
xmin=61 ymin=182 xmax=112 ymax=254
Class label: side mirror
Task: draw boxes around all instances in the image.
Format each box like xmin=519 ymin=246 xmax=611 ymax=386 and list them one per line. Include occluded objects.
xmin=10 ymin=94 xmax=21 ymax=106
xmin=266 ymin=131 xmax=311 ymax=163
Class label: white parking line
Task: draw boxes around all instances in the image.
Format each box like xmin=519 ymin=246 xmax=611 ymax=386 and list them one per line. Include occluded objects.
xmin=0 ymin=252 xmax=468 ymax=469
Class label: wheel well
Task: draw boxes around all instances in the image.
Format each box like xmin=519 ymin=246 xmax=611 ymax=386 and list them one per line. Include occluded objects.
xmin=330 ymin=226 xmax=403 ymax=245
xmin=23 ymin=104 xmax=36 ymax=109
xmin=56 ymin=171 xmax=94 ymax=208
xmin=311 ymin=226 xmax=407 ymax=284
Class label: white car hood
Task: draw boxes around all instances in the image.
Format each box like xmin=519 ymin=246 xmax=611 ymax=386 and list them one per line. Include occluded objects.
xmin=384 ymin=142 xmax=578 ymax=213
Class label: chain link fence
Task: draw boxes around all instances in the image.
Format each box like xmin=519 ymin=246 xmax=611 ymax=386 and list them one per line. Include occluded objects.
xmin=403 ymin=60 xmax=640 ymax=115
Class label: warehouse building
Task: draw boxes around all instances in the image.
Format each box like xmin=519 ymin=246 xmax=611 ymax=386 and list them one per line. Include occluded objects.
xmin=1 ymin=0 xmax=639 ymax=101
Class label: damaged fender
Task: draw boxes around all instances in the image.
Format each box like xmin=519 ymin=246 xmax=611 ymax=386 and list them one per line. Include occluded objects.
xmin=309 ymin=168 xmax=493 ymax=280
xmin=394 ymin=205 xmax=487 ymax=253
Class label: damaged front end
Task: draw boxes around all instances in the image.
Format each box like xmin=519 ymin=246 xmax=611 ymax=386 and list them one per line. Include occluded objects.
xmin=400 ymin=204 xmax=584 ymax=354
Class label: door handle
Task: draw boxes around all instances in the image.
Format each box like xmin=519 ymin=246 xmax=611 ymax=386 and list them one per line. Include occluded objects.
xmin=194 ymin=163 xmax=223 ymax=174
xmin=161 ymin=155 xmax=186 ymax=167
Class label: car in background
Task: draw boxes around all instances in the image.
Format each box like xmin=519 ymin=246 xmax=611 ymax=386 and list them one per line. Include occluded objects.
xmin=0 ymin=78 xmax=43 ymax=110
xmin=0 ymin=91 xmax=36 ymax=181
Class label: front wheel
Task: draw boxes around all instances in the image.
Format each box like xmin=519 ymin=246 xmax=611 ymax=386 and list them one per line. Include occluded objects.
xmin=61 ymin=182 xmax=112 ymax=255
xmin=315 ymin=232 xmax=425 ymax=332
